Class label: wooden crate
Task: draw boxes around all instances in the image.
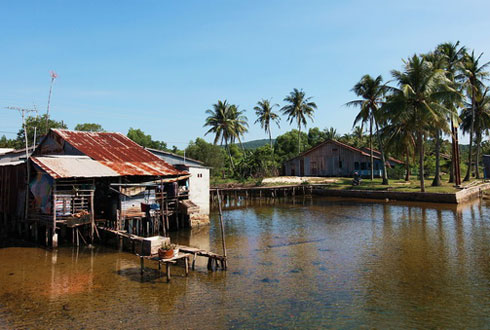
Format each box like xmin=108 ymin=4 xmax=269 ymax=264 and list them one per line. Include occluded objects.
xmin=136 ymin=236 xmax=170 ymax=256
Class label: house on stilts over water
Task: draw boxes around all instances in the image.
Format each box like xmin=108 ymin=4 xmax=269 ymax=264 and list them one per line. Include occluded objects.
xmin=0 ymin=129 xmax=209 ymax=248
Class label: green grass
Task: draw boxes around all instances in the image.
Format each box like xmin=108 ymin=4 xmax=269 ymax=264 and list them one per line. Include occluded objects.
xmin=313 ymin=177 xmax=460 ymax=193
xmin=212 ymin=175 xmax=487 ymax=194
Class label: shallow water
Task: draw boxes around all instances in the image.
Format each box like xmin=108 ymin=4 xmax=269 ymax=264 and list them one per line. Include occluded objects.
xmin=1 ymin=196 xmax=490 ymax=329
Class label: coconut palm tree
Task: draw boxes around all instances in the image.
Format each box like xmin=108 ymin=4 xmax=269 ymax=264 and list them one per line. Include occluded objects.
xmin=228 ymin=104 xmax=249 ymax=149
xmin=324 ymin=127 xmax=339 ymax=140
xmin=281 ymin=88 xmax=317 ymax=154
xmin=384 ymin=55 xmax=457 ymax=192
xmin=346 ymin=74 xmax=389 ymax=184
xmin=435 ymin=41 xmax=466 ymax=185
xmin=380 ymin=110 xmax=416 ymax=182
xmin=254 ymin=99 xmax=281 ymax=148
xmin=460 ymin=87 xmax=490 ymax=178
xmin=460 ymin=50 xmax=490 ymax=180
xmin=204 ymin=100 xmax=248 ymax=171
xmin=423 ymin=51 xmax=453 ymax=186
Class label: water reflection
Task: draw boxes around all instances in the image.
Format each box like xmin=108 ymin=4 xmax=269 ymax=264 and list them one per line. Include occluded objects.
xmin=1 ymin=197 xmax=490 ymax=329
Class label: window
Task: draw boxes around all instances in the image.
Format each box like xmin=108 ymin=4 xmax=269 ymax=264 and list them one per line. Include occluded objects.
xmin=338 ymin=160 xmax=342 ymax=168
xmin=354 ymin=162 xmax=359 ymax=170
xmin=361 ymin=162 xmax=367 ymax=170
xmin=375 ymin=162 xmax=379 ymax=170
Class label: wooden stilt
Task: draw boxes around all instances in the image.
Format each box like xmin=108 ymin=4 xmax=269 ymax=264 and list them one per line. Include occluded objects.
xmin=90 ymin=191 xmax=95 ymax=243
xmin=192 ymin=253 xmax=197 ymax=270
xmin=166 ymin=262 xmax=171 ymax=282
xmin=184 ymin=257 xmax=189 ymax=276
xmin=52 ymin=228 xmax=58 ymax=249
xmin=140 ymin=257 xmax=144 ymax=275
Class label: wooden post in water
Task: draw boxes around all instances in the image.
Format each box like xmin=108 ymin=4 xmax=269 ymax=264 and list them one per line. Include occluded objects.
xmin=216 ymin=189 xmax=227 ymax=270
xmin=90 ymin=190 xmax=95 ymax=243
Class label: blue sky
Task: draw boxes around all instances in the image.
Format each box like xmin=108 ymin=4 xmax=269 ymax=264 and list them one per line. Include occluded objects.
xmin=1 ymin=0 xmax=489 ymax=147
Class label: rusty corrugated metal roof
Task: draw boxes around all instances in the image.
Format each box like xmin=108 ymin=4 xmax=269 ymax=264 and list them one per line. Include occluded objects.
xmin=31 ymin=155 xmax=120 ymax=179
xmin=50 ymin=129 xmax=185 ymax=177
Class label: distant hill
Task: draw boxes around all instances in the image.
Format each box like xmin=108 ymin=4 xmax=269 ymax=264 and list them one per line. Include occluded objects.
xmin=241 ymin=139 xmax=274 ymax=150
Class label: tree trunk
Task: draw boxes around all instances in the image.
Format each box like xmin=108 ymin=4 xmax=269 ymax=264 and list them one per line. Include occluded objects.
xmin=449 ymin=157 xmax=454 ymax=183
xmin=405 ymin=147 xmax=410 ymax=182
xmin=476 ymin=132 xmax=481 ymax=179
xmin=369 ymin=117 xmax=374 ymax=180
xmin=417 ymin=131 xmax=425 ymax=192
xmin=270 ymin=128 xmax=275 ymax=170
xmin=375 ymin=120 xmax=388 ymax=185
xmin=432 ymin=129 xmax=441 ymax=186
xmin=451 ymin=119 xmax=462 ymax=186
xmin=298 ymin=122 xmax=301 ymax=155
xmin=225 ymin=140 xmax=235 ymax=172
xmin=449 ymin=118 xmax=455 ymax=183
xmin=464 ymin=97 xmax=476 ymax=181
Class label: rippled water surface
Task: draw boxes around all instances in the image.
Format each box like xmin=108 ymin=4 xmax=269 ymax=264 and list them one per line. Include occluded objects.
xmin=1 ymin=196 xmax=490 ymax=329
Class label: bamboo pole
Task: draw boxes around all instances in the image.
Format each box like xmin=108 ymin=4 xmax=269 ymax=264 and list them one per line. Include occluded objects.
xmin=216 ymin=189 xmax=227 ymax=270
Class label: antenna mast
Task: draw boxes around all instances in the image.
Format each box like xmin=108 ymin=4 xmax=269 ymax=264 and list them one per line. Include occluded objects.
xmin=5 ymin=106 xmax=37 ymax=159
xmin=45 ymin=71 xmax=57 ymax=134
xmin=5 ymin=105 xmax=38 ymax=221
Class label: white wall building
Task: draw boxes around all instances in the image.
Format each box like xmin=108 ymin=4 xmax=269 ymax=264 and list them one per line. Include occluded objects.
xmin=146 ymin=148 xmax=210 ymax=215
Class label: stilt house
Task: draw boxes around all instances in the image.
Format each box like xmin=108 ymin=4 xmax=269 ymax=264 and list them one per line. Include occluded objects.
xmin=0 ymin=129 xmax=198 ymax=248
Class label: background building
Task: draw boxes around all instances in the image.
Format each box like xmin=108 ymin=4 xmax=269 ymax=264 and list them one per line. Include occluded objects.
xmin=283 ymin=139 xmax=403 ymax=177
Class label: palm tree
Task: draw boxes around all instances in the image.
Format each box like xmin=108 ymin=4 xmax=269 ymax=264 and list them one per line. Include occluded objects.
xmin=204 ymin=100 xmax=248 ymax=171
xmin=460 ymin=87 xmax=490 ymax=178
xmin=435 ymin=41 xmax=465 ymax=185
xmin=324 ymin=127 xmax=339 ymax=140
xmin=423 ymin=51 xmax=453 ymax=186
xmin=460 ymin=50 xmax=490 ymax=181
xmin=346 ymin=74 xmax=389 ymax=184
xmin=228 ymin=104 xmax=249 ymax=149
xmin=384 ymin=55 xmax=456 ymax=192
xmin=380 ymin=111 xmax=416 ymax=182
xmin=281 ymin=88 xmax=317 ymax=154
xmin=254 ymin=99 xmax=280 ymax=147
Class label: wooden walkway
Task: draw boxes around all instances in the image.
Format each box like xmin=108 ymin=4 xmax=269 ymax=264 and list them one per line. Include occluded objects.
xmin=98 ymin=226 xmax=227 ymax=273
xmin=210 ymin=184 xmax=314 ymax=205
xmin=177 ymin=245 xmax=227 ymax=270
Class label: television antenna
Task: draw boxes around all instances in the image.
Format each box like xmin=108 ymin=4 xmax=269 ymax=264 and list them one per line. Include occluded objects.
xmin=45 ymin=71 xmax=57 ymax=134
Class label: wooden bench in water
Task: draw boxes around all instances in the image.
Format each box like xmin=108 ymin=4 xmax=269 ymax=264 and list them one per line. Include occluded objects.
xmin=177 ymin=245 xmax=227 ymax=270
xmin=138 ymin=253 xmax=191 ymax=282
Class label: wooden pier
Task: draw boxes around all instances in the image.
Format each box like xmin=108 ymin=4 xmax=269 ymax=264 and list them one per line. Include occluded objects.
xmin=210 ymin=184 xmax=313 ymax=207
xmin=98 ymin=226 xmax=227 ymax=275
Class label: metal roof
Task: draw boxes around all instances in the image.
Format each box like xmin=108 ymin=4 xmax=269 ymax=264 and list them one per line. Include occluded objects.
xmin=31 ymin=155 xmax=120 ymax=179
xmin=50 ymin=129 xmax=185 ymax=177
xmin=0 ymin=160 xmax=25 ymax=167
xmin=0 ymin=148 xmax=14 ymax=155
xmin=145 ymin=147 xmax=208 ymax=168
xmin=286 ymin=139 xmax=403 ymax=165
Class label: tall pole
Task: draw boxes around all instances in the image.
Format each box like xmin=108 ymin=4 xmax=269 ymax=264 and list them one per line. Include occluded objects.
xmin=45 ymin=71 xmax=57 ymax=134
xmin=216 ymin=189 xmax=227 ymax=269
xmin=5 ymin=106 xmax=37 ymax=221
